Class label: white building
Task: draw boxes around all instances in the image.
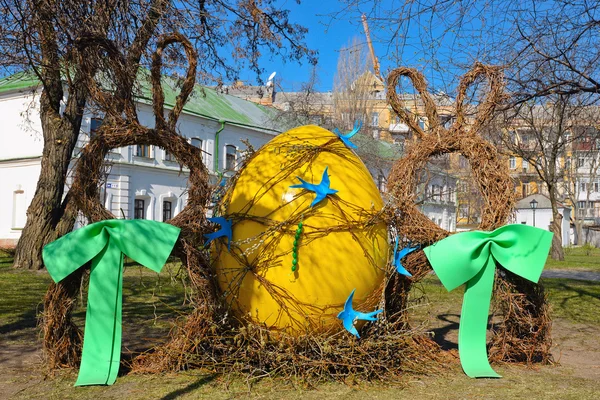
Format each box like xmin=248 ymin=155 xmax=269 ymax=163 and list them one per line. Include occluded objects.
xmin=419 ymin=167 xmax=458 ymax=232
xmin=0 ymin=73 xmax=280 ymax=247
xmin=514 ymin=194 xmax=571 ymax=246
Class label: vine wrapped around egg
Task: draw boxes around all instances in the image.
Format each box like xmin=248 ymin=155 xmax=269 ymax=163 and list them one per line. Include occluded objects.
xmin=210 ymin=125 xmax=389 ymax=335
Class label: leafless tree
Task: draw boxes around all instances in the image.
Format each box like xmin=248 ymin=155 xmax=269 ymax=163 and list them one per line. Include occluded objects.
xmin=489 ymin=94 xmax=599 ymax=260
xmin=332 ymin=36 xmax=376 ymax=130
xmin=562 ymin=116 xmax=600 ymax=244
xmin=0 ymin=0 xmax=315 ymax=269
xmin=269 ymin=67 xmax=335 ymax=131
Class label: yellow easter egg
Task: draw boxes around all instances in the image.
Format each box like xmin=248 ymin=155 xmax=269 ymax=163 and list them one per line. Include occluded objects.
xmin=214 ymin=125 xmax=389 ymax=334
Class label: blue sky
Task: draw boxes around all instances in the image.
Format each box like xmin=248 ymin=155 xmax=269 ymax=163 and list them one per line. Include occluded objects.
xmin=238 ymin=0 xmax=376 ymax=92
xmin=236 ymin=0 xmax=511 ymax=95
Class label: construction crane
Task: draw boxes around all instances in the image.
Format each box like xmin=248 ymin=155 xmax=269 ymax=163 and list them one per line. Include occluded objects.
xmin=361 ymin=14 xmax=382 ymax=82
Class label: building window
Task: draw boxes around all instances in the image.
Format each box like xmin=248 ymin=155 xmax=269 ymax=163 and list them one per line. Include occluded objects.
xmin=134 ymin=199 xmax=145 ymax=219
xmin=566 ymin=157 xmax=572 ymax=170
xmin=191 ymin=137 xmax=202 ymax=149
xmin=580 ymin=182 xmax=587 ymax=193
xmin=371 ymin=112 xmax=379 ymax=127
xmin=163 ymin=200 xmax=172 ymax=222
xmin=136 ymin=144 xmax=151 ymax=158
xmin=521 ymin=183 xmax=529 ymax=197
xmin=564 ymin=132 xmax=571 ymax=144
xmin=12 ymin=189 xmax=26 ymax=229
xmin=225 ymin=145 xmax=237 ymax=170
xmin=509 ymin=156 xmax=516 ymax=169
xmin=595 ymin=182 xmax=600 ymax=193
xmin=164 ymin=148 xmax=174 ymax=161
xmin=578 ymin=157 xmax=585 ymax=168
xmin=459 ymin=204 xmax=469 ymax=219
xmin=523 ymin=160 xmax=529 ymax=171
xmin=90 ymin=117 xmax=103 ymax=138
xmin=377 ymin=175 xmax=386 ymax=192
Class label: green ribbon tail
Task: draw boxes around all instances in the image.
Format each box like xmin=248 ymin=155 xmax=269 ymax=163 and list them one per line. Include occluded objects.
xmin=459 ymin=257 xmax=501 ymax=378
xmin=75 ymin=238 xmax=124 ymax=386
xmin=43 ymin=219 xmax=181 ymax=386
xmin=424 ymin=224 xmax=553 ymax=379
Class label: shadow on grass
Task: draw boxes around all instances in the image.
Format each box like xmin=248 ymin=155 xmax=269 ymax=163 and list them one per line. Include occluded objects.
xmin=159 ymin=374 xmax=217 ymax=400
xmin=0 ymin=308 xmax=38 ymax=336
xmin=430 ymin=313 xmax=460 ymax=350
xmin=542 ymin=278 xmax=600 ymax=324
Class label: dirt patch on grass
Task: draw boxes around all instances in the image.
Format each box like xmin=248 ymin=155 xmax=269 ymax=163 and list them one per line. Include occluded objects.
xmin=551 ymin=319 xmax=600 ymax=380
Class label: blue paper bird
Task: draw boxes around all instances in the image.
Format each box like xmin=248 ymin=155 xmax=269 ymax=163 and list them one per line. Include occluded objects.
xmin=337 ymin=289 xmax=383 ymax=338
xmin=393 ymin=238 xmax=419 ymax=277
xmin=204 ymin=216 xmax=233 ymax=251
xmin=333 ymin=120 xmax=362 ymax=149
xmin=290 ymin=166 xmax=338 ymax=207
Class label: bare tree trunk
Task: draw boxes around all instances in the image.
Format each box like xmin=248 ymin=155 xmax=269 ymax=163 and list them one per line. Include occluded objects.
xmin=549 ymin=206 xmax=565 ymax=261
xmin=575 ymin=219 xmax=583 ymax=245
xmin=13 ymin=96 xmax=80 ymax=269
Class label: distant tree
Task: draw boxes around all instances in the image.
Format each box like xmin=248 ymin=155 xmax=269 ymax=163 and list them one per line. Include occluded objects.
xmin=562 ymin=118 xmax=600 ymax=244
xmin=489 ymin=94 xmax=600 ymax=260
xmin=332 ymin=36 xmax=375 ymax=131
xmin=0 ymin=0 xmax=315 ymax=270
xmin=269 ymin=67 xmax=334 ymax=131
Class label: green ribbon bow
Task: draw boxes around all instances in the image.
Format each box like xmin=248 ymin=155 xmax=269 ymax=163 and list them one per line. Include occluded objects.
xmin=423 ymin=224 xmax=553 ymax=378
xmin=42 ymin=219 xmax=180 ymax=386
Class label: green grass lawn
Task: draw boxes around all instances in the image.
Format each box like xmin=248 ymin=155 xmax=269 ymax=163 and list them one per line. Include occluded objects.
xmin=411 ymin=275 xmax=600 ymax=325
xmin=1 ymin=249 xmax=599 ymax=399
xmin=545 ymin=245 xmax=600 ymax=271
xmin=0 ymin=250 xmax=191 ymax=348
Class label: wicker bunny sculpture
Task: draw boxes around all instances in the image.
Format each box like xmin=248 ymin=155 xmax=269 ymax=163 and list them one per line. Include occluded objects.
xmin=384 ymin=63 xmax=553 ymax=366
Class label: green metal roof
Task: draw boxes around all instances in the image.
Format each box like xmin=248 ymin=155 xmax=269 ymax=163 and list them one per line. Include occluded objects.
xmin=0 ymin=71 xmax=40 ymax=93
xmin=0 ymin=70 xmax=280 ymax=133
xmin=134 ymin=72 xmax=279 ymax=132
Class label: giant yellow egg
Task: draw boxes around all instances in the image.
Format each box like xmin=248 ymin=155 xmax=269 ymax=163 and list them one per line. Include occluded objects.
xmin=214 ymin=125 xmax=389 ymax=335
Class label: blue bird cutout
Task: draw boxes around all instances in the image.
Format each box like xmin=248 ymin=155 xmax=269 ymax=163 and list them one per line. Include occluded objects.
xmin=393 ymin=238 xmax=419 ymax=277
xmin=290 ymin=166 xmax=338 ymax=207
xmin=333 ymin=120 xmax=362 ymax=149
xmin=337 ymin=288 xmax=383 ymax=338
xmin=204 ymin=216 xmax=233 ymax=251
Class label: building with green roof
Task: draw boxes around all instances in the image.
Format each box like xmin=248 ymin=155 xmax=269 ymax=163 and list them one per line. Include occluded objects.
xmin=0 ymin=72 xmax=282 ymax=246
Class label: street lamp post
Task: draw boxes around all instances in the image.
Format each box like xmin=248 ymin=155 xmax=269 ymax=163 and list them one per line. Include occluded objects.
xmin=530 ymin=198 xmax=538 ymax=227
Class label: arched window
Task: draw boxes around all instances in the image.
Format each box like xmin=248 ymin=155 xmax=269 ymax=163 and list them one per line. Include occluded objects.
xmin=225 ymin=145 xmax=237 ymax=170
xmin=136 ymin=144 xmax=151 ymax=158
xmin=12 ymin=189 xmax=26 ymax=229
xmin=90 ymin=117 xmax=103 ymax=138
xmin=134 ymin=199 xmax=145 ymax=219
xmin=163 ymin=200 xmax=172 ymax=222
xmin=191 ymin=137 xmax=202 ymax=149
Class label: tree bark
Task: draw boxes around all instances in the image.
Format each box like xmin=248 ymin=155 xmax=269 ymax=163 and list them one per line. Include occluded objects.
xmin=12 ymin=98 xmax=81 ymax=269
xmin=575 ymin=219 xmax=583 ymax=245
xmin=549 ymin=199 xmax=565 ymax=260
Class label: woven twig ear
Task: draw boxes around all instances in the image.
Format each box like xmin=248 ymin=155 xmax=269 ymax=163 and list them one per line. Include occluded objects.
xmin=387 ymin=67 xmax=440 ymax=139
xmin=151 ymin=33 xmax=198 ymax=132
xmin=73 ymin=34 xmax=137 ymax=122
xmin=454 ymin=62 xmax=506 ymax=134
